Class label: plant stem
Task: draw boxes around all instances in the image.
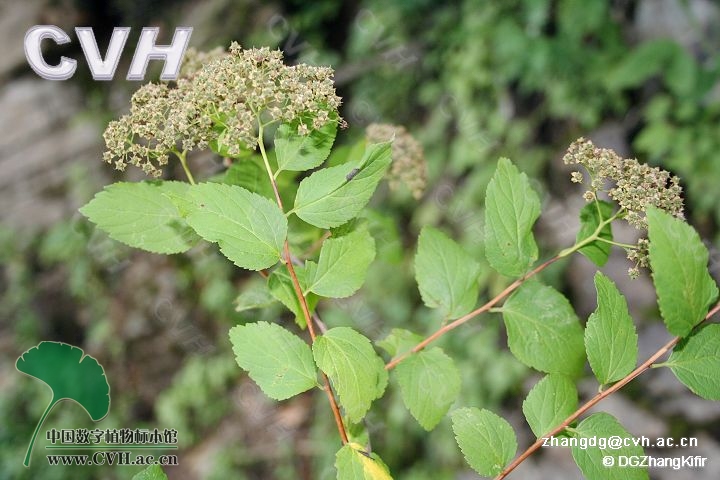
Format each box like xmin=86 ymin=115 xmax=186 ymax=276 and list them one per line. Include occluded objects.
xmin=257 ymin=123 xmax=284 ymax=209
xmin=596 ymin=238 xmax=637 ymax=249
xmin=385 ymin=256 xmax=560 ymax=370
xmin=176 ymin=150 xmax=196 ymax=185
xmin=384 ymin=206 xmax=618 ymax=371
xmin=256 ymin=128 xmax=349 ymax=445
xmin=24 ymin=399 xmax=56 ymax=466
xmin=495 ymin=300 xmax=720 ymax=479
xmin=557 ymin=208 xmax=623 ymax=258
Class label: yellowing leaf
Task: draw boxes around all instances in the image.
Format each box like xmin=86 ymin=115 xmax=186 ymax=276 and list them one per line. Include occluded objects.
xmin=335 ymin=443 xmax=393 ymax=479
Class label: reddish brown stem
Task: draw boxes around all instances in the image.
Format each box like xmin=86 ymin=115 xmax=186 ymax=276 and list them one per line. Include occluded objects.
xmin=385 ymin=256 xmax=560 ymax=371
xmin=495 ymin=300 xmax=720 ymax=480
xmin=282 ymin=241 xmax=349 ymax=444
xmin=257 ymin=127 xmax=349 ymax=445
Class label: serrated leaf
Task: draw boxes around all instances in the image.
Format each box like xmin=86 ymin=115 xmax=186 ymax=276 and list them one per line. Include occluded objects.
xmin=234 ymin=279 xmax=277 ymax=312
xmin=275 ymin=121 xmax=337 ymax=172
xmin=484 ymin=158 xmax=541 ymax=277
xmin=395 ymin=348 xmax=460 ymax=430
xmin=451 ymin=407 xmax=517 ymax=477
xmin=647 ymin=207 xmax=719 ymax=337
xmin=502 ymin=282 xmax=585 ymax=376
xmin=16 ymin=342 xmax=110 ymax=466
xmin=522 ymin=374 xmax=577 ymax=438
xmin=267 ymin=268 xmax=318 ymax=329
xmin=292 ymin=141 xmax=392 ymax=228
xmin=586 ymin=272 xmax=638 ymax=385
xmin=305 ymin=226 xmax=376 ymax=298
xmin=313 ymin=327 xmax=388 ymax=422
xmin=335 ymin=443 xmax=393 ymax=480
xmin=132 ymin=465 xmax=168 ymax=480
xmin=414 ymin=227 xmax=481 ymax=319
xmin=79 ymin=181 xmax=199 ymax=254
xmin=576 ymin=201 xmax=614 ymax=266
xmin=571 ymin=413 xmax=648 ymax=480
xmin=229 ymin=322 xmax=317 ymax=400
xmin=183 ymin=183 xmax=287 ymax=270
xmin=667 ymin=324 xmax=720 ymax=400
xmin=376 ymin=329 xmax=423 ymax=358
xmin=327 ymin=138 xmax=366 ymax=168
xmin=223 ymin=160 xmax=275 ymax=200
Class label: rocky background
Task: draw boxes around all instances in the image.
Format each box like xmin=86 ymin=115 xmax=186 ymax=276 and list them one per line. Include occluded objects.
xmin=2 ymin=1 xmax=720 ymax=479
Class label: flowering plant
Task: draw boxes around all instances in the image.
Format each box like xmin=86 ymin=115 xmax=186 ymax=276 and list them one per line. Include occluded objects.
xmin=82 ymin=45 xmax=720 ymax=479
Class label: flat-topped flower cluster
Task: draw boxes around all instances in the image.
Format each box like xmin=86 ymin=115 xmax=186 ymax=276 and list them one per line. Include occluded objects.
xmin=564 ymin=138 xmax=684 ymax=228
xmin=564 ymin=137 xmax=685 ymax=278
xmin=103 ymin=43 xmax=344 ymax=177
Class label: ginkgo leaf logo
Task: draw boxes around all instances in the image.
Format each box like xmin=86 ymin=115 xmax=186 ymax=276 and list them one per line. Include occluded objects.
xmin=16 ymin=341 xmax=111 ymax=467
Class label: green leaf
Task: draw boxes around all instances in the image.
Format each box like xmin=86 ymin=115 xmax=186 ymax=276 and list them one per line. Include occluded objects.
xmin=522 ymin=374 xmax=577 ymax=438
xmin=275 ymin=121 xmax=337 ymax=172
xmin=451 ymin=407 xmax=517 ymax=477
xmin=234 ymin=279 xmax=277 ymax=312
xmin=647 ymin=207 xmax=718 ymax=337
xmin=667 ymin=324 xmax=720 ymax=400
xmin=586 ymin=272 xmax=638 ymax=385
xmin=305 ymin=226 xmax=376 ymax=298
xmin=223 ymin=160 xmax=275 ymax=200
xmin=414 ymin=227 xmax=481 ymax=319
xmin=502 ymin=282 xmax=585 ymax=376
xmin=576 ymin=201 xmax=614 ymax=266
xmin=395 ymin=348 xmax=461 ymax=430
xmin=79 ymin=181 xmax=199 ymax=254
xmin=229 ymin=322 xmax=317 ymax=400
xmin=571 ymin=413 xmax=648 ymax=480
xmin=328 ymin=138 xmax=366 ymax=168
xmin=184 ymin=183 xmax=288 ymax=270
xmin=376 ymin=328 xmax=423 ymax=358
xmin=292 ymin=141 xmax=392 ymax=228
xmin=16 ymin=342 xmax=110 ymax=466
xmin=484 ymin=158 xmax=541 ymax=277
xmin=267 ymin=268 xmax=318 ymax=328
xmin=132 ymin=465 xmax=168 ymax=480
xmin=313 ymin=327 xmax=388 ymax=422
xmin=335 ymin=443 xmax=393 ymax=480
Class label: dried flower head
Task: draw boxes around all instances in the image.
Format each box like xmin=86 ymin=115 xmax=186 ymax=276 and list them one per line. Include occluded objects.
xmin=563 ymin=137 xmax=684 ymax=276
xmin=564 ymin=138 xmax=684 ymax=227
xmin=179 ymin=46 xmax=227 ymax=79
xmin=103 ymin=42 xmax=344 ymax=176
xmin=189 ymin=43 xmax=343 ymax=155
xmin=102 ymin=82 xmax=182 ymax=177
xmin=366 ymin=123 xmax=427 ymax=199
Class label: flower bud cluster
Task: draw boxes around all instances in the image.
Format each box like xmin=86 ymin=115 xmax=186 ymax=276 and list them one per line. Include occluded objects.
xmin=564 ymin=138 xmax=684 ymax=228
xmin=563 ymin=138 xmax=684 ymax=277
xmin=103 ymin=43 xmax=343 ymax=177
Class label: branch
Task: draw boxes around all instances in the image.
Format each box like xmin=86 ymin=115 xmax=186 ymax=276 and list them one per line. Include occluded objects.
xmin=495 ymin=300 xmax=720 ymax=480
xmin=386 ymin=207 xmax=619 ymax=370
xmin=257 ymin=126 xmax=349 ymax=445
xmin=385 ymin=257 xmax=559 ymax=370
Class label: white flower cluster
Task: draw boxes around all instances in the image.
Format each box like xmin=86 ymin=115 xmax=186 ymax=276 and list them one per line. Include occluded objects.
xmin=564 ymin=138 xmax=685 ymax=278
xmin=103 ymin=43 xmax=344 ymax=177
